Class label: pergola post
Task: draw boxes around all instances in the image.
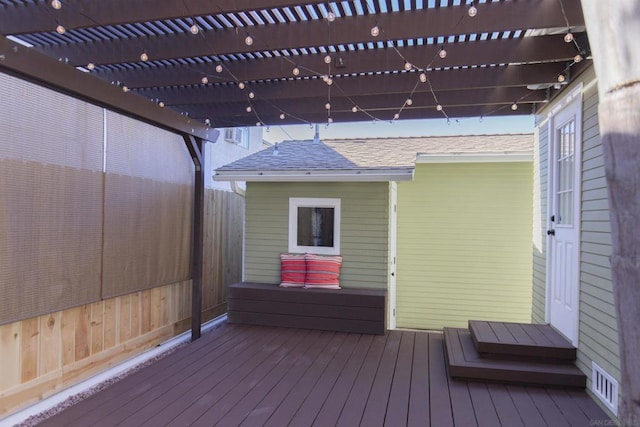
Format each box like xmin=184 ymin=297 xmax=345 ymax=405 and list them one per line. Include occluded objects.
xmin=184 ymin=135 xmax=205 ymax=341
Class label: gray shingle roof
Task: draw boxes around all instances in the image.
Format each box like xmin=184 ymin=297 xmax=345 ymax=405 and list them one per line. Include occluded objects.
xmin=216 ymin=134 xmax=533 ymax=173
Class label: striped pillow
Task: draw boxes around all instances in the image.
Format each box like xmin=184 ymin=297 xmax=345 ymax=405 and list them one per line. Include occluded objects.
xmin=280 ymin=253 xmax=306 ymax=287
xmin=304 ymin=253 xmax=342 ymax=289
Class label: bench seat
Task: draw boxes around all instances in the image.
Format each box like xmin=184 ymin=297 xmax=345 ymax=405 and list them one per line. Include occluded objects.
xmin=227 ymin=282 xmax=386 ymax=334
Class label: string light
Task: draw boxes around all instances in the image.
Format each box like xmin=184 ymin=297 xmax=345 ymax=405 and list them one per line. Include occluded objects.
xmin=439 ymin=48 xmax=447 ymax=59
xmin=158 ymin=101 xmax=165 ymax=107
xmin=404 ymin=62 xmax=412 ymax=71
xmin=201 ymin=76 xmax=208 ymax=84
xmin=564 ymin=32 xmax=574 ymax=43
xmin=394 ymin=113 xmax=400 ymax=120
xmin=419 ymin=73 xmax=427 ymax=83
xmin=56 ymin=25 xmax=66 ymax=34
xmin=352 ymin=106 xmax=358 ymax=113
xmin=370 ymin=25 xmax=380 ymax=37
xmin=292 ymin=66 xmax=300 ymax=76
xmin=326 ymin=78 xmax=333 ymax=86
xmin=574 ymin=54 xmax=583 ymax=63
xmin=468 ymin=5 xmax=477 ymax=17
xmin=324 ymin=55 xmax=332 ymax=64
xmin=246 ymin=106 xmax=252 ymax=112
xmin=205 ymin=118 xmax=211 ymax=126
xmin=140 ymin=52 xmax=149 ymax=62
xmin=322 ymin=75 xmax=329 ymax=82
xmin=51 ymin=0 xmax=62 ymax=9
xmin=256 ymin=122 xmax=262 ymax=126
xmin=215 ymin=64 xmax=223 ymax=73
xmin=557 ymin=74 xmax=566 ymax=83
xmin=325 ymin=102 xmax=331 ymax=110
xmin=238 ymin=82 xmax=245 ymax=89
xmin=280 ymin=113 xmax=286 ymax=119
xmin=328 ymin=117 xmax=333 ymax=123
xmin=245 ymin=35 xmax=254 ymax=46
xmin=190 ymin=24 xmax=199 ymax=35
xmin=327 ymin=11 xmax=336 ymax=22
xmin=436 ymin=104 xmax=443 ymax=111
xmin=406 ymin=98 xmax=413 ymax=106
xmin=87 ymin=63 xmax=95 ymax=71
xmin=122 ymin=85 xmax=129 ymax=93
xmin=249 ymin=91 xmax=255 ymax=99
xmin=511 ymin=102 xmax=518 ymax=110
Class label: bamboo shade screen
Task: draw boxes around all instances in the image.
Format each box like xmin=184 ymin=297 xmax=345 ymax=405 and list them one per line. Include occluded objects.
xmin=0 ymin=73 xmax=104 ymax=324
xmin=101 ymin=111 xmax=194 ymax=298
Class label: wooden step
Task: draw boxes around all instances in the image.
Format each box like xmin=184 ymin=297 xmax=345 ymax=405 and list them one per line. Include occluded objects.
xmin=444 ymin=327 xmax=586 ymax=388
xmin=469 ymin=320 xmax=576 ymax=361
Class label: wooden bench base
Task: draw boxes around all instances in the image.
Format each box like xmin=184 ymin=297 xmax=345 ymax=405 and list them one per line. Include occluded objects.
xmin=227 ymin=282 xmax=387 ymax=334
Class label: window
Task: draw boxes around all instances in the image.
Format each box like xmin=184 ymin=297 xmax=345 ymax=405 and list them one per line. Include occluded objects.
xmin=223 ymin=127 xmax=249 ymax=148
xmin=289 ymin=197 xmax=341 ymax=255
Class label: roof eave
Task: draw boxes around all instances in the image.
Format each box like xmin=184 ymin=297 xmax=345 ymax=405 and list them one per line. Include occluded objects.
xmin=416 ymin=152 xmax=533 ymax=163
xmin=213 ymin=168 xmax=415 ymax=182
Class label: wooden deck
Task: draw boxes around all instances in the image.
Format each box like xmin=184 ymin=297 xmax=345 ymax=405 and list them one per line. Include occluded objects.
xmin=37 ymin=322 xmax=610 ymax=426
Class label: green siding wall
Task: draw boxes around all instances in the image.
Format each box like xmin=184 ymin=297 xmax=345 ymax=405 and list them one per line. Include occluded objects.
xmin=244 ymin=182 xmax=389 ymax=289
xmin=532 ymin=66 xmax=620 ymax=417
xmin=396 ymin=162 xmax=533 ymax=330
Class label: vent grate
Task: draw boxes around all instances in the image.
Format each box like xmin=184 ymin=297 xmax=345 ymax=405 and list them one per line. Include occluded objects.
xmin=592 ymin=362 xmax=619 ymax=415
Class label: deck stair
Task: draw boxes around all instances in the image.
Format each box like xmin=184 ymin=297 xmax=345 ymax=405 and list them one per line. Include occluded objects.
xmin=444 ymin=321 xmax=586 ymax=388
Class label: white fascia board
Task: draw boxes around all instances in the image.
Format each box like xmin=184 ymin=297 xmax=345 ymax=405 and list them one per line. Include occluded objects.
xmin=416 ymin=152 xmax=533 ymax=163
xmin=213 ymin=168 xmax=414 ymax=182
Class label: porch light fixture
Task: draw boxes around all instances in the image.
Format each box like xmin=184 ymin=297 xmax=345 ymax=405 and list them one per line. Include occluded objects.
xmin=215 ymin=64 xmax=223 ymax=73
xmin=51 ymin=0 xmax=62 ymax=9
xmin=140 ymin=52 xmax=149 ymax=62
xmin=439 ymin=48 xmax=447 ymax=59
xmin=370 ymin=24 xmax=380 ymax=37
xmin=245 ymin=34 xmax=254 ymax=46
xmin=564 ymin=32 xmax=574 ymax=43
xmin=56 ymin=25 xmax=66 ymax=34
xmin=201 ymin=76 xmax=208 ymax=84
xmin=292 ymin=66 xmax=300 ymax=76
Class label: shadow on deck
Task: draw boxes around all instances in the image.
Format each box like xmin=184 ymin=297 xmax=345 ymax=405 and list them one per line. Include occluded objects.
xmin=36 ymin=322 xmax=610 ymax=426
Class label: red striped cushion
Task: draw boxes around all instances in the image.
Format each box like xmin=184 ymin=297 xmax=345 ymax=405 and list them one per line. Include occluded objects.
xmin=304 ymin=254 xmax=342 ymax=289
xmin=280 ymin=253 xmax=306 ymax=287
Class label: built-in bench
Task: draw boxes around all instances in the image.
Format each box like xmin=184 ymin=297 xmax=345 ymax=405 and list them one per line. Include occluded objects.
xmin=227 ymin=282 xmax=387 ymax=335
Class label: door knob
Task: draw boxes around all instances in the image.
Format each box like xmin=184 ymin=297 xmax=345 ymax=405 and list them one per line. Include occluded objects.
xmin=547 ymin=229 xmax=555 ymax=236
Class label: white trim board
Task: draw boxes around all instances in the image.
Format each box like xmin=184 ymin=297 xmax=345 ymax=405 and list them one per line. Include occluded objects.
xmin=214 ymin=168 xmax=414 ymax=182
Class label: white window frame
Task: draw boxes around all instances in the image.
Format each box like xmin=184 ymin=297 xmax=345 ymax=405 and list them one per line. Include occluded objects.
xmin=288 ymin=197 xmax=341 ymax=255
xmin=223 ymin=127 xmax=249 ymax=148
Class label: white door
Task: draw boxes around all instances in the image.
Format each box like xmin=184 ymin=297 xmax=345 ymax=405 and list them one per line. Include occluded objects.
xmin=547 ymin=92 xmax=582 ymax=346
xmin=388 ymin=182 xmax=397 ymax=329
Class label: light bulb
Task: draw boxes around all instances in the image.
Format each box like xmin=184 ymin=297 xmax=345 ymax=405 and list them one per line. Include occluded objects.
xmin=56 ymin=25 xmax=66 ymax=34
xmin=468 ymin=5 xmax=477 ymax=17
xmin=436 ymin=104 xmax=442 ymax=111
xmin=280 ymin=113 xmax=286 ymax=120
xmin=51 ymin=0 xmax=62 ymax=10
xmin=190 ymin=24 xmax=199 ymax=35
xmin=328 ymin=117 xmax=333 ymax=123
xmin=326 ymin=78 xmax=333 ymax=86
xmin=256 ymin=122 xmax=261 ymax=127
xmin=245 ymin=35 xmax=254 ymax=46
xmin=370 ymin=25 xmax=380 ymax=37
xmin=511 ymin=103 xmax=518 ymax=110
xmin=122 ymin=85 xmax=129 ymax=92
xmin=574 ymin=54 xmax=583 ymax=63
xmin=87 ymin=62 xmax=95 ymax=71
xmin=327 ymin=11 xmax=336 ymax=22
xmin=564 ymin=32 xmax=574 ymax=43
xmin=215 ymin=64 xmax=223 ymax=73
xmin=394 ymin=113 xmax=400 ymax=120
xmin=205 ymin=118 xmax=211 ymax=126
xmin=140 ymin=52 xmax=148 ymax=62
xmin=419 ymin=73 xmax=427 ymax=83
xmin=439 ymin=48 xmax=447 ymax=59
xmin=324 ymin=55 xmax=332 ymax=64
xmin=325 ymin=102 xmax=331 ymax=110
xmin=404 ymin=62 xmax=412 ymax=71
xmin=557 ymin=74 xmax=566 ymax=83
xmin=322 ymin=75 xmax=329 ymax=82
xmin=246 ymin=106 xmax=252 ymax=112
xmin=293 ymin=66 xmax=300 ymax=76
xmin=158 ymin=101 xmax=165 ymax=107
xmin=249 ymin=91 xmax=255 ymax=99
xmin=201 ymin=76 xmax=208 ymax=84
xmin=406 ymin=98 xmax=413 ymax=106
xmin=352 ymin=106 xmax=358 ymax=113
xmin=238 ymin=82 xmax=245 ymax=89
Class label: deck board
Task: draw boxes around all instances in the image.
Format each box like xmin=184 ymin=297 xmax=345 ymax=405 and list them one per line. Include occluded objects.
xmin=36 ymin=322 xmax=612 ymax=427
